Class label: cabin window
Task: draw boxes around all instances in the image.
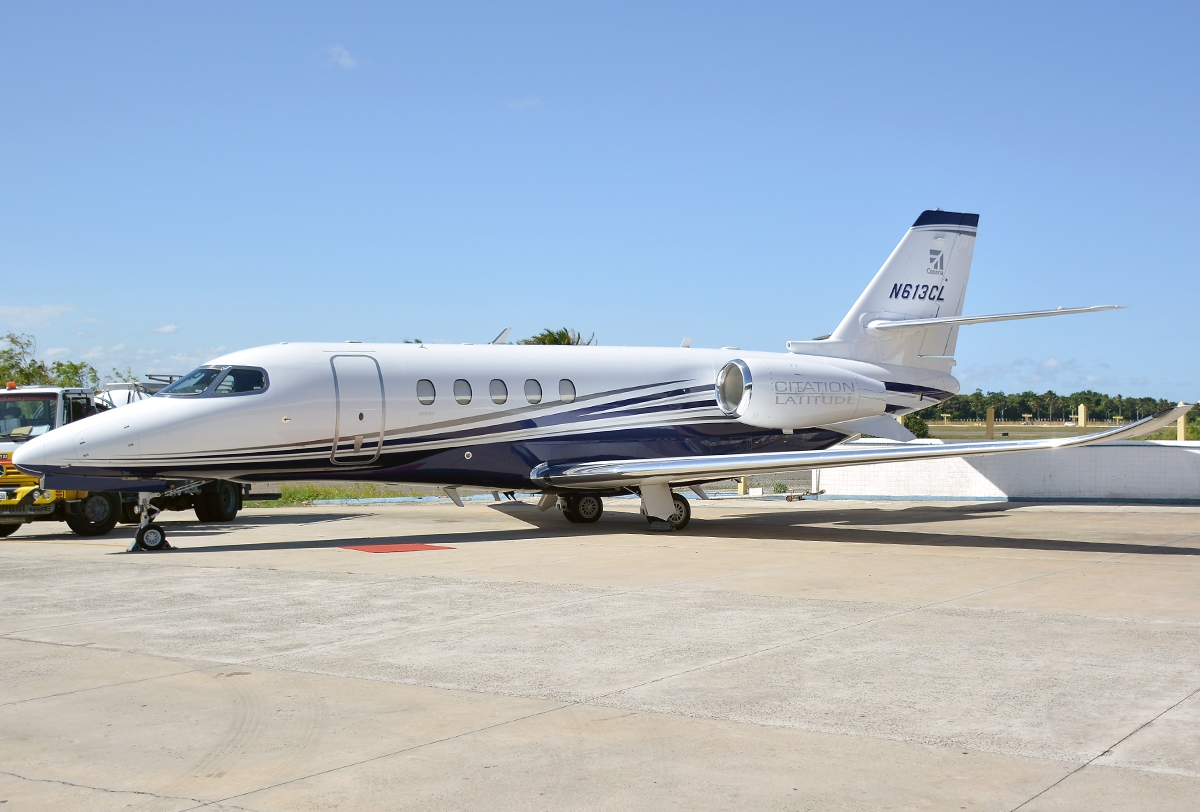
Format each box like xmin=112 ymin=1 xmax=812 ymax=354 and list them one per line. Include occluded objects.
xmin=524 ymin=379 xmax=542 ymax=404
xmin=159 ymin=367 xmax=222 ymax=396
xmin=214 ymin=368 xmax=267 ymax=395
xmin=490 ymin=379 xmax=508 ymax=404
xmin=416 ymin=379 xmax=436 ymax=405
xmin=453 ymin=379 xmax=472 ymax=405
xmin=559 ymin=379 xmax=576 ymax=403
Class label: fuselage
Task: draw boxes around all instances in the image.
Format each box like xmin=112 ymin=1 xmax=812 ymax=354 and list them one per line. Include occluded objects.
xmin=13 ymin=342 xmax=958 ymax=491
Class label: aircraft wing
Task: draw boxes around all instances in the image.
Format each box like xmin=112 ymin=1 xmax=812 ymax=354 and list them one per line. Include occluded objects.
xmin=531 ymin=404 xmax=1192 ymax=489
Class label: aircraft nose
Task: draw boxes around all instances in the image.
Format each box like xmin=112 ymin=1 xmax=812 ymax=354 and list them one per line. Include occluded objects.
xmin=12 ymin=428 xmax=75 ymax=475
xmin=12 ymin=434 xmax=46 ymax=473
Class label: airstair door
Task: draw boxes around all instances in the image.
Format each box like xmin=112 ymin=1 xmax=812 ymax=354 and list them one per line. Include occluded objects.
xmin=330 ymin=355 xmax=385 ymax=465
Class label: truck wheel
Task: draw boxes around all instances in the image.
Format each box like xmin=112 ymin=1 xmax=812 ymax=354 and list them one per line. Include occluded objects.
xmin=0 ymin=524 xmax=19 ymax=537
xmin=65 ymin=493 xmax=121 ymax=537
xmin=195 ymin=481 xmax=240 ymax=523
xmin=118 ymin=501 xmax=140 ymax=524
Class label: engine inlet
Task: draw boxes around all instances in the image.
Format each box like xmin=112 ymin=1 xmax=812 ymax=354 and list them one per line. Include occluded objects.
xmin=715 ymin=360 xmax=752 ymax=416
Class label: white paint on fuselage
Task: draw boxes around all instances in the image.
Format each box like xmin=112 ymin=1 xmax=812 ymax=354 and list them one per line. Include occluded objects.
xmin=15 ymin=342 xmax=960 ymax=484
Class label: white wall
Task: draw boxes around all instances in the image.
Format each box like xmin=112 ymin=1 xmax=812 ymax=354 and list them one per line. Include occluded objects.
xmin=818 ymin=441 xmax=1200 ymax=503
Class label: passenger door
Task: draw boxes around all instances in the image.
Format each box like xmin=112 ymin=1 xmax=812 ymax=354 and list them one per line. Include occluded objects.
xmin=330 ymin=355 xmax=385 ymax=465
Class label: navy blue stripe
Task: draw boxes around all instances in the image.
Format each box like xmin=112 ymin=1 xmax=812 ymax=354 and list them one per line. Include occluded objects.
xmin=911 ymin=210 xmax=979 ymax=228
xmin=127 ymin=386 xmax=718 ymax=466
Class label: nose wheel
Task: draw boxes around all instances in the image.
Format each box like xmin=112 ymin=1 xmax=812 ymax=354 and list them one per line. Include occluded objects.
xmin=135 ymin=523 xmax=169 ymax=550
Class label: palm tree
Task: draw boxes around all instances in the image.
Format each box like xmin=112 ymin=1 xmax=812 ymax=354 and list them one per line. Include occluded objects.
xmin=518 ymin=328 xmax=595 ymax=346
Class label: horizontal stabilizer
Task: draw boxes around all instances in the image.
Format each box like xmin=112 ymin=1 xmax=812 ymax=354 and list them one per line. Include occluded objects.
xmin=866 ymin=305 xmax=1121 ymax=336
xmin=531 ymin=404 xmax=1192 ymax=489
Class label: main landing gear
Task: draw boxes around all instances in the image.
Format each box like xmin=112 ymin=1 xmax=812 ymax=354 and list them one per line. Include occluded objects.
xmin=641 ymin=492 xmax=691 ymax=532
xmin=554 ymin=490 xmax=691 ymax=531
xmin=560 ymin=494 xmax=604 ymax=524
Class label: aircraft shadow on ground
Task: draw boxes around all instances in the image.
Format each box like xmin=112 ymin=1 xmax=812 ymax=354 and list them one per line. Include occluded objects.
xmin=149 ymin=501 xmax=1200 ymax=558
xmin=26 ymin=513 xmax=360 ymax=544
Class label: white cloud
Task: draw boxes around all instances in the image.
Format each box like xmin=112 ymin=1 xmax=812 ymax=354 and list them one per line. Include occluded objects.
xmin=0 ymin=304 xmax=73 ymax=329
xmin=506 ymin=97 xmax=543 ymax=110
xmin=324 ymin=45 xmax=358 ymax=70
xmin=154 ymin=324 xmax=179 ymax=334
xmin=44 ymin=347 xmax=71 ymax=359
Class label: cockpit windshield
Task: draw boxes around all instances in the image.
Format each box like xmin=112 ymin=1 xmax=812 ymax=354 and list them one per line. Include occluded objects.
xmin=158 ymin=367 xmax=223 ymax=396
xmin=156 ymin=366 xmax=269 ymax=397
xmin=0 ymin=395 xmax=57 ymax=438
xmin=213 ymin=368 xmax=266 ymax=394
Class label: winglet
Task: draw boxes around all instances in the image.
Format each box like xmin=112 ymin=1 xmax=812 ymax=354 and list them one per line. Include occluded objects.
xmin=491 ymin=327 xmax=512 ymax=344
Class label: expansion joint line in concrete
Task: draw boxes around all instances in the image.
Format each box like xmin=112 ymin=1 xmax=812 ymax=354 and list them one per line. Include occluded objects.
xmin=0 ymin=769 xmax=223 ymax=808
xmin=178 ymin=703 xmax=571 ymax=811
xmin=0 ymin=660 xmax=226 ymax=709
xmin=591 ymin=548 xmax=1139 ymax=704
xmin=1003 ymin=528 xmax=1200 ymax=810
xmin=1008 ymin=683 xmax=1200 ymax=812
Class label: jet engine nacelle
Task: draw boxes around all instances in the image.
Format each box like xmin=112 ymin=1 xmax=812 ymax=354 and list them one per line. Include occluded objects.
xmin=715 ymin=357 xmax=887 ymax=429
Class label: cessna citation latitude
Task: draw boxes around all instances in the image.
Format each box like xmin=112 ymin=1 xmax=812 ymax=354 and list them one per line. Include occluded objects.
xmin=14 ymin=210 xmax=1191 ymax=549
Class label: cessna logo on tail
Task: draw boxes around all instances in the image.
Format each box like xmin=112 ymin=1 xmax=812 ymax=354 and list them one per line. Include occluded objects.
xmin=928 ymin=249 xmax=944 ymax=274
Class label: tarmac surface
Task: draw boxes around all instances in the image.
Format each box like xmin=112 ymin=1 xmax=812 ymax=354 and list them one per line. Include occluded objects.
xmin=1 ymin=497 xmax=1198 ymax=811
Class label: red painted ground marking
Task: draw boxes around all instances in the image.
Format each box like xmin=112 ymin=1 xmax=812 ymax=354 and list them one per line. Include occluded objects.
xmin=340 ymin=543 xmax=454 ymax=554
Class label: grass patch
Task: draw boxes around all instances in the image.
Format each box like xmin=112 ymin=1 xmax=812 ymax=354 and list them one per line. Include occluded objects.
xmin=247 ymin=483 xmax=434 ymax=507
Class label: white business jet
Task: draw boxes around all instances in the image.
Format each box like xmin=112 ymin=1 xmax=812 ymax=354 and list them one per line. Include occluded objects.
xmin=14 ymin=210 xmax=1189 ymax=549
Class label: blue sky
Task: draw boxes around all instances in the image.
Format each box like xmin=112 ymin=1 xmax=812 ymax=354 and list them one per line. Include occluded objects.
xmin=1 ymin=2 xmax=1196 ymax=398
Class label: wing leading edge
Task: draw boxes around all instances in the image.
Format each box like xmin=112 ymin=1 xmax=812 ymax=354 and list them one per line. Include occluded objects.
xmin=531 ymin=404 xmax=1192 ymax=489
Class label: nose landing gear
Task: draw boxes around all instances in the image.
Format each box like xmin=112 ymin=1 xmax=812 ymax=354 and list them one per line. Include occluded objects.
xmin=128 ymin=492 xmax=170 ymax=552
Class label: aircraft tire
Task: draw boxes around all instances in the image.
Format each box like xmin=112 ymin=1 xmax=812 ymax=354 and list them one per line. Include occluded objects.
xmin=65 ymin=493 xmax=121 ymax=537
xmin=645 ymin=493 xmax=690 ymax=531
xmin=566 ymin=494 xmax=603 ymax=524
xmin=195 ymin=481 xmax=240 ymax=523
xmin=136 ymin=523 xmax=168 ymax=550
xmin=0 ymin=523 xmax=19 ymax=537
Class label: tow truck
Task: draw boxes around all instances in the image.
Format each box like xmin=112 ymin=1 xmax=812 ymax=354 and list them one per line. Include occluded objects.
xmin=0 ymin=381 xmax=246 ymax=538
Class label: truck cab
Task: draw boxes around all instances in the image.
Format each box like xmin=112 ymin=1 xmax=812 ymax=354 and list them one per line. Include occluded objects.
xmin=0 ymin=384 xmax=108 ymax=537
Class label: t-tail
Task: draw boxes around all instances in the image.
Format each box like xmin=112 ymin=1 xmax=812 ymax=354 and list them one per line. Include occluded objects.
xmin=786 ymin=210 xmax=1118 ymax=372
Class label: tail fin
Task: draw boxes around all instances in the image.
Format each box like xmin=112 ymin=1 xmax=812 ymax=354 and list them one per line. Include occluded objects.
xmin=788 ymin=210 xmax=978 ymax=371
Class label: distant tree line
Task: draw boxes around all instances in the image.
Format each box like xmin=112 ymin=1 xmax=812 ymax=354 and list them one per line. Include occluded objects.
xmin=0 ymin=333 xmax=102 ymax=388
xmin=915 ymin=389 xmax=1187 ymax=424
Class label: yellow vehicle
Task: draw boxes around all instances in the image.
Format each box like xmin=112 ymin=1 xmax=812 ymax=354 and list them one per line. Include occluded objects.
xmin=0 ymin=385 xmax=124 ymax=537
